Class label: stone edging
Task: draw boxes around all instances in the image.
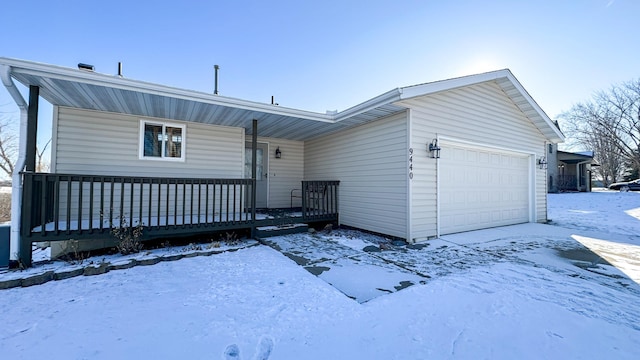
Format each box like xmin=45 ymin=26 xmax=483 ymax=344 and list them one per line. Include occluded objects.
xmin=0 ymin=243 xmax=259 ymax=290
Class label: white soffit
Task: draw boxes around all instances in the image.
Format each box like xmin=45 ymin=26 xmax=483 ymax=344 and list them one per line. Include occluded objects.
xmin=0 ymin=58 xmax=563 ymax=143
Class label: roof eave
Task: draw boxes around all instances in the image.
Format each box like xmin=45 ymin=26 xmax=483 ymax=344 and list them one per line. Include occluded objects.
xmin=397 ymin=69 xmax=565 ymax=143
xmin=500 ymin=71 xmax=565 ymax=143
xmin=334 ymin=88 xmax=403 ymax=121
xmin=1 ymin=57 xmax=334 ymax=124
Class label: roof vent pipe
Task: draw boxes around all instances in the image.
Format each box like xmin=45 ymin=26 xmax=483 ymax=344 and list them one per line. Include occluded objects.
xmin=214 ymin=65 xmax=219 ymax=95
xmin=78 ymin=63 xmax=94 ymax=71
xmin=117 ymin=62 xmax=123 ymax=77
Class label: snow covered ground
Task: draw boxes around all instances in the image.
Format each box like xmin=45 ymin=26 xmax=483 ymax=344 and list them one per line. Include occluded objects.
xmin=1 ymin=191 xmax=639 ymax=359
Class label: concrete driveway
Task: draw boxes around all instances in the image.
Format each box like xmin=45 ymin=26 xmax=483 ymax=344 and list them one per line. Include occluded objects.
xmin=261 ymin=222 xmax=640 ymax=303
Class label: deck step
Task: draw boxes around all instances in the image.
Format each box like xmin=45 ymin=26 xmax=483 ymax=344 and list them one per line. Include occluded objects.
xmin=255 ymin=223 xmax=309 ymax=239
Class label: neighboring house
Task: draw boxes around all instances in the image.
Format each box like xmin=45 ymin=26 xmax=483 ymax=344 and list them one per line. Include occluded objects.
xmin=546 ymin=144 xmax=559 ymax=193
xmin=0 ymin=57 xmax=564 ymax=267
xmin=547 ymin=147 xmax=596 ymax=192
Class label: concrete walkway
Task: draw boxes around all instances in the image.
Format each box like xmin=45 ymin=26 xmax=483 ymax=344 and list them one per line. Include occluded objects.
xmin=260 ymin=223 xmax=640 ymax=303
xmin=260 ymin=230 xmax=429 ymax=303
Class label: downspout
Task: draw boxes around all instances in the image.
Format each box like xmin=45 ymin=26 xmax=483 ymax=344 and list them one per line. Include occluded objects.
xmin=0 ymin=65 xmax=28 ymax=265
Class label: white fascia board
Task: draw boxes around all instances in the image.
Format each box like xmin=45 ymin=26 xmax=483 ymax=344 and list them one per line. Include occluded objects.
xmin=502 ymin=71 xmax=565 ymax=142
xmin=398 ymin=69 xmax=565 ymax=143
xmin=0 ymin=57 xmax=334 ymax=124
xmin=334 ymin=88 xmax=402 ymax=121
xmin=398 ymin=70 xmax=509 ymax=100
xmin=0 ymin=58 xmax=567 ymax=142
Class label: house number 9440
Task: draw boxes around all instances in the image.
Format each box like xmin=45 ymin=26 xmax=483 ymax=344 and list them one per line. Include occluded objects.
xmin=408 ymin=148 xmax=413 ymax=179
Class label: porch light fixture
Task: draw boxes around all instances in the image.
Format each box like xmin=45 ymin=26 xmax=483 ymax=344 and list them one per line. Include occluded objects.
xmin=275 ymin=147 xmax=282 ymax=159
xmin=428 ymin=139 xmax=441 ymax=159
xmin=538 ymin=156 xmax=548 ymax=169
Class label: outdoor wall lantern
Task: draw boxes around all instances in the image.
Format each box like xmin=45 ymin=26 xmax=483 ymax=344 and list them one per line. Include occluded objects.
xmin=428 ymin=139 xmax=441 ymax=159
xmin=275 ymin=147 xmax=282 ymax=159
xmin=538 ymin=156 xmax=548 ymax=169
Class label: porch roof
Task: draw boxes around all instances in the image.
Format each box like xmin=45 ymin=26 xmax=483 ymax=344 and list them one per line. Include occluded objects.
xmin=0 ymin=57 xmax=564 ymax=142
xmin=558 ymin=150 xmax=597 ymax=165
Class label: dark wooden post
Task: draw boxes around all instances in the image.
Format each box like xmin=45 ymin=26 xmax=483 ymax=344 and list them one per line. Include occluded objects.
xmin=301 ymin=181 xmax=307 ymax=221
xmin=19 ymin=173 xmax=33 ymax=268
xmin=19 ymin=86 xmax=39 ymax=267
xmin=25 ymin=85 xmax=39 ymax=172
xmin=251 ymin=119 xmax=257 ymax=237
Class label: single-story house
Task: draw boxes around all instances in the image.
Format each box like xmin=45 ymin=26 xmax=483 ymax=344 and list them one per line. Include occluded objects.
xmin=547 ymin=145 xmax=596 ymax=192
xmin=0 ymin=57 xmax=564 ymax=267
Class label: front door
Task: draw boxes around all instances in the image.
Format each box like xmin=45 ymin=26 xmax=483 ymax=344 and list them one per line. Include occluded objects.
xmin=245 ymin=142 xmax=268 ymax=208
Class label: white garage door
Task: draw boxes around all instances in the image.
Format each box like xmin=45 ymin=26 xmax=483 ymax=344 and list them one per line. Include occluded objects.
xmin=439 ymin=142 xmax=530 ymax=234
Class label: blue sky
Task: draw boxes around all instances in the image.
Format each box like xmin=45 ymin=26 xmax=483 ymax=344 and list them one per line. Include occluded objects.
xmin=1 ymin=0 xmax=638 ymax=153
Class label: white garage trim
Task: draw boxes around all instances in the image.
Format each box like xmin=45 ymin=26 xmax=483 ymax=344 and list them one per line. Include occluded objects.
xmin=436 ymin=136 xmax=537 ymax=236
xmin=406 ymin=109 xmax=413 ymax=243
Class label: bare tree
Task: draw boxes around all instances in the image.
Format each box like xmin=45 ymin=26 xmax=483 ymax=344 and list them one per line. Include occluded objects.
xmin=560 ymin=102 xmax=624 ymax=186
xmin=600 ymin=79 xmax=640 ymax=173
xmin=559 ymin=78 xmax=640 ymax=185
xmin=36 ymin=139 xmax=51 ymax=172
xmin=0 ymin=105 xmax=52 ymax=175
xmin=0 ymin=116 xmax=17 ymax=178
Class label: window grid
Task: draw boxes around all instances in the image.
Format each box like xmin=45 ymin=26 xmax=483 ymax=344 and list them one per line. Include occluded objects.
xmin=140 ymin=120 xmax=185 ymax=161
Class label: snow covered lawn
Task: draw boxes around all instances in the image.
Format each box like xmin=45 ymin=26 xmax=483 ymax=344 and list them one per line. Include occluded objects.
xmin=1 ymin=191 xmax=639 ymax=359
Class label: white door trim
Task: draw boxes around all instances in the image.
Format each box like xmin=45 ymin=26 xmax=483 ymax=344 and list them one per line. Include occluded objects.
xmin=245 ymin=141 xmax=270 ymax=208
xmin=438 ymin=136 xmax=537 ymax=156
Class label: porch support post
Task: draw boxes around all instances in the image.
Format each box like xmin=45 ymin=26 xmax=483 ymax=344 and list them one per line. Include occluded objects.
xmin=251 ymin=119 xmax=257 ymax=236
xmin=25 ymin=85 xmax=39 ymax=172
xmin=19 ymin=85 xmax=39 ymax=267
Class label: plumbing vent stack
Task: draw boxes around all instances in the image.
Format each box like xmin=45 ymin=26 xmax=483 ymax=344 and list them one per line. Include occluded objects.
xmin=214 ymin=65 xmax=219 ymax=95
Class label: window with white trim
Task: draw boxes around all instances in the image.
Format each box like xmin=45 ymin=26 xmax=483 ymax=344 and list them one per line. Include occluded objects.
xmin=139 ymin=120 xmax=185 ymax=161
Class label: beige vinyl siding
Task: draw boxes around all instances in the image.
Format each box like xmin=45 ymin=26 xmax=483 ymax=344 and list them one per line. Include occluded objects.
xmin=536 ymin=156 xmax=547 ymax=221
xmin=52 ymin=107 xmax=244 ymax=223
xmin=304 ymin=112 xmax=408 ymax=239
xmin=409 ymin=116 xmax=437 ymax=240
xmin=54 ymin=107 xmax=243 ymax=178
xmin=404 ymin=81 xmax=548 ymax=240
xmin=256 ymin=137 xmax=304 ymax=208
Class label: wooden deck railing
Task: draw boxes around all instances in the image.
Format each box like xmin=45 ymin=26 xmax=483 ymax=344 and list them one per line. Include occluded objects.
xmin=301 ymin=180 xmax=340 ymax=221
xmin=22 ymin=172 xmax=256 ymax=242
xmin=558 ymin=175 xmax=577 ymax=191
xmin=18 ymin=173 xmax=339 ymax=266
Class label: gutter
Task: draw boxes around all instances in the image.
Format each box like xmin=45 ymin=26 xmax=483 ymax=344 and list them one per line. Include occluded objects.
xmin=0 ymin=57 xmax=334 ymax=124
xmin=334 ymin=88 xmax=402 ymax=121
xmin=0 ymin=65 xmax=28 ymax=264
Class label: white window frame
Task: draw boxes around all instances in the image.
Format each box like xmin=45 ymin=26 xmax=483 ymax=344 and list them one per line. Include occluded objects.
xmin=138 ymin=120 xmax=186 ymax=162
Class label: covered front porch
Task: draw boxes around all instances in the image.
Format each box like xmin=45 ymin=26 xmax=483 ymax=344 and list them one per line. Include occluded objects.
xmin=556 ymin=151 xmax=596 ymax=192
xmin=1 ymin=58 xmax=408 ymax=267
xmin=1 ymin=58 xmax=359 ymax=267
xmin=21 ymin=171 xmax=339 ymax=265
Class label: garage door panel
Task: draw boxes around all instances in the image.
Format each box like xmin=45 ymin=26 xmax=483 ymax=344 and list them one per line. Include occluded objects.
xmin=440 ymin=143 xmax=530 ymax=234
